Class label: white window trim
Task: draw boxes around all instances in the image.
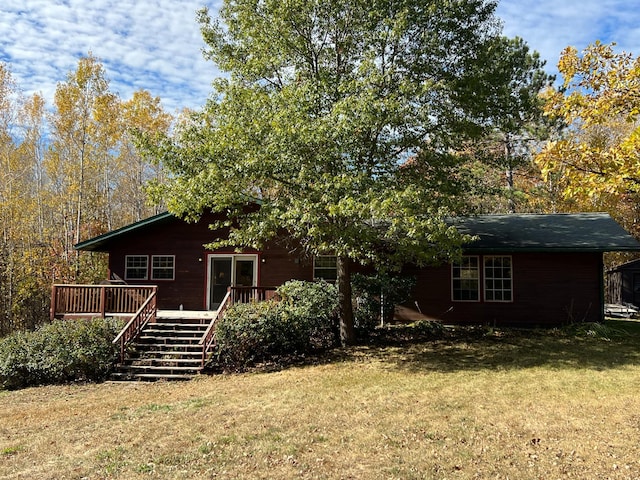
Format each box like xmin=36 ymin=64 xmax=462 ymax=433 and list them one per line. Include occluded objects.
xmin=451 ymin=255 xmax=480 ymax=302
xmin=125 ymin=255 xmax=148 ymax=281
xmin=151 ymin=255 xmax=176 ymax=281
xmin=483 ymin=255 xmax=513 ymax=303
xmin=313 ymin=255 xmax=338 ymax=282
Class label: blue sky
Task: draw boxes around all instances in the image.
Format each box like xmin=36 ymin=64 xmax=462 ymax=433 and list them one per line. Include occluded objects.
xmin=496 ymin=0 xmax=640 ymax=80
xmin=1 ymin=0 xmax=640 ymax=113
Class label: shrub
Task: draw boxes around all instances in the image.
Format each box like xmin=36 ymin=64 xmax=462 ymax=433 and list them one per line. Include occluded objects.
xmin=213 ymin=300 xmax=283 ymax=369
xmin=277 ymin=280 xmax=338 ymax=348
xmin=563 ymin=321 xmax=629 ymax=341
xmin=0 ymin=317 xmax=123 ymax=390
xmin=352 ymin=273 xmax=416 ymax=333
xmin=213 ymin=280 xmax=338 ymax=370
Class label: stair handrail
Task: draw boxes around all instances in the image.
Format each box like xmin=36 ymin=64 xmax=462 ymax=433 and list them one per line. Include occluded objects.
xmin=112 ymin=287 xmax=158 ymax=363
xmin=199 ymin=290 xmax=232 ymax=368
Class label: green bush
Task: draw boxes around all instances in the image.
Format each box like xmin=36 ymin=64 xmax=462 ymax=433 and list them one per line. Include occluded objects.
xmin=352 ymin=273 xmax=416 ymax=332
xmin=0 ymin=317 xmax=123 ymax=390
xmin=213 ymin=280 xmax=338 ymax=370
xmin=277 ymin=280 xmax=338 ymax=348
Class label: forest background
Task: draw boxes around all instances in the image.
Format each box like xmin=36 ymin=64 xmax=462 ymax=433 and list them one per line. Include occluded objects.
xmin=1 ymin=37 xmax=639 ymax=336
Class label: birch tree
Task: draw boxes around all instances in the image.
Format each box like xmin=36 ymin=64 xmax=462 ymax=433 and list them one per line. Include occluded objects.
xmin=0 ymin=66 xmax=51 ymax=332
xmin=118 ymin=90 xmax=173 ymax=222
xmin=46 ymin=54 xmax=117 ymax=280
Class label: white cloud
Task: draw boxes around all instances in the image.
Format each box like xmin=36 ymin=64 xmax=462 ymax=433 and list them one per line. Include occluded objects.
xmin=497 ymin=0 xmax=640 ymax=78
xmin=1 ymin=0 xmax=222 ymax=113
xmin=2 ymin=0 xmax=639 ymax=114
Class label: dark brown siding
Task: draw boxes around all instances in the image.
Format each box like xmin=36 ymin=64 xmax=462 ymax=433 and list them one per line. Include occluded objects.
xmin=401 ymin=252 xmax=603 ymax=327
xmin=102 ymin=210 xmax=606 ymax=325
xmin=106 ymin=212 xmax=314 ymax=310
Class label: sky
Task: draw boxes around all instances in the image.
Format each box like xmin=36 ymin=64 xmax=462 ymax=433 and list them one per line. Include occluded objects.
xmin=1 ymin=0 xmax=640 ymax=114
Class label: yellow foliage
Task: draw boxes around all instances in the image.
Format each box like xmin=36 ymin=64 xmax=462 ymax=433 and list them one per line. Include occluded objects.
xmin=536 ymin=42 xmax=640 ymax=214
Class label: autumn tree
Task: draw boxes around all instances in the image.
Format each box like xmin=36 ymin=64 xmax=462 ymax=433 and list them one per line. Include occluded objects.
xmin=536 ymin=42 xmax=640 ymax=230
xmin=118 ymin=90 xmax=173 ymax=222
xmin=0 ymin=65 xmax=51 ymax=333
xmin=0 ymin=55 xmax=173 ymax=335
xmin=45 ymin=54 xmax=111 ymax=280
xmin=45 ymin=54 xmax=173 ymax=281
xmin=0 ymin=63 xmax=23 ymax=333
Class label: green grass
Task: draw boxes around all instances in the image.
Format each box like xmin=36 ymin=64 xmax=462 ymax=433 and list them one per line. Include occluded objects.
xmin=1 ymin=320 xmax=640 ymax=479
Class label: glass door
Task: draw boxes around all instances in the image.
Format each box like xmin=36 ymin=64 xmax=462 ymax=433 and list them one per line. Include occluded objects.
xmin=207 ymin=255 xmax=258 ymax=309
xmin=210 ymin=257 xmax=232 ymax=309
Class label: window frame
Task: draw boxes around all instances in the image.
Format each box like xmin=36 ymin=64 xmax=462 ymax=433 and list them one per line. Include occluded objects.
xmin=125 ymin=255 xmax=149 ymax=281
xmin=151 ymin=255 xmax=176 ymax=281
xmin=483 ymin=255 xmax=513 ymax=303
xmin=451 ymin=255 xmax=480 ymax=302
xmin=313 ymin=255 xmax=338 ymax=282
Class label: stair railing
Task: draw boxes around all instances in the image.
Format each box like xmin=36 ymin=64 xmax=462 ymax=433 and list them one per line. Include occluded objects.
xmin=199 ymin=290 xmax=232 ymax=368
xmin=112 ymin=288 xmax=158 ymax=363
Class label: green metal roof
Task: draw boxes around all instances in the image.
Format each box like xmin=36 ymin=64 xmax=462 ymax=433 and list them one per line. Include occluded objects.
xmin=74 ymin=212 xmax=175 ymax=252
xmin=454 ymin=213 xmax=640 ymax=253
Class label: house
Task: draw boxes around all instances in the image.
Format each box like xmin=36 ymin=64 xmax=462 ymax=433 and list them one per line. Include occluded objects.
xmin=72 ymin=210 xmax=320 ymax=311
xmin=69 ymin=211 xmax=640 ymax=327
xmin=399 ymin=213 xmax=640 ymax=326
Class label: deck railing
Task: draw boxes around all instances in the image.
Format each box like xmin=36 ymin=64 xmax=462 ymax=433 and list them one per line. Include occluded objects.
xmin=229 ymin=286 xmax=279 ymax=304
xmin=50 ymin=284 xmax=157 ymax=320
xmin=112 ymin=289 xmax=158 ymax=363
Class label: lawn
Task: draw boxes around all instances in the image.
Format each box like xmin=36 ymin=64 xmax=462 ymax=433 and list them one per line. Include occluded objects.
xmin=2 ymin=321 xmax=640 ymax=479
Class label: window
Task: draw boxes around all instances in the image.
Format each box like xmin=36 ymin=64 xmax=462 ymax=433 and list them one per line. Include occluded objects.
xmin=452 ymin=256 xmax=479 ymax=301
xmin=484 ymin=256 xmax=512 ymax=302
xmin=314 ymin=255 xmax=337 ymax=282
xmin=125 ymin=255 xmax=148 ymax=280
xmin=152 ymin=255 xmax=175 ymax=280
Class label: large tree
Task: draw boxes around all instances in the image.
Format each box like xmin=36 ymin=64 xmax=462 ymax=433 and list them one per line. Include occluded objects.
xmin=148 ymin=0 xmax=542 ymax=344
xmin=459 ymin=36 xmax=554 ymax=213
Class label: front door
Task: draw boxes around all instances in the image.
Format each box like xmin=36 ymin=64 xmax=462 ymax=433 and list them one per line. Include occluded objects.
xmin=207 ymin=255 xmax=258 ymax=310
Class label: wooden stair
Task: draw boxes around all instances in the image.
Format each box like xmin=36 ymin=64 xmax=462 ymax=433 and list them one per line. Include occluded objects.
xmin=110 ymin=317 xmax=208 ymax=381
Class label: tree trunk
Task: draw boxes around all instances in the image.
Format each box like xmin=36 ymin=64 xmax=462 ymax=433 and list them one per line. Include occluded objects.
xmin=337 ymin=255 xmax=355 ymax=346
xmin=504 ymin=135 xmax=516 ymax=214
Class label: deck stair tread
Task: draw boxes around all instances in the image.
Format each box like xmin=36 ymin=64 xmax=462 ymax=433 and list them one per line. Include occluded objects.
xmin=139 ymin=350 xmax=203 ymax=356
xmin=120 ymin=358 xmax=202 ymax=365
xmin=111 ymin=318 xmax=212 ymax=382
xmin=117 ymin=364 xmax=201 ymax=372
xmin=144 ymin=325 xmax=207 ymax=331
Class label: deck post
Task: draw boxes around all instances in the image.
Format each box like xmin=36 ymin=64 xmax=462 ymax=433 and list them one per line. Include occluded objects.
xmin=50 ymin=284 xmax=57 ymax=321
xmin=100 ymin=286 xmax=106 ymax=319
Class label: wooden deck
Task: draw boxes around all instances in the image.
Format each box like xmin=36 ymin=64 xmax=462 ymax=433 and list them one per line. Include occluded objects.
xmin=50 ymin=284 xmax=279 ymax=381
